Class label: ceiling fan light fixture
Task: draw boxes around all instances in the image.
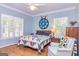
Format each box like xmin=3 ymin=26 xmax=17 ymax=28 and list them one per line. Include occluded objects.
xmin=30 ymin=5 xmax=37 ymax=11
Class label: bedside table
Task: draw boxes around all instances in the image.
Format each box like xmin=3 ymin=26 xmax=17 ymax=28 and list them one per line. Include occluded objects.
xmin=50 ymin=38 xmax=60 ymax=43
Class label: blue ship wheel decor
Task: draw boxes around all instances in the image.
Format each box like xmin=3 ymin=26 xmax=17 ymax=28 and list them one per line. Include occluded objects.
xmin=39 ymin=16 xmax=49 ymax=29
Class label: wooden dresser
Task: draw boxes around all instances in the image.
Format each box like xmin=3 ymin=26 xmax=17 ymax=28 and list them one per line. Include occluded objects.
xmin=66 ymin=27 xmax=79 ymax=55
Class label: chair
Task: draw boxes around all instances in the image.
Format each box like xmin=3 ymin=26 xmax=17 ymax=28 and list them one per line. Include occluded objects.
xmin=48 ymin=37 xmax=75 ymax=56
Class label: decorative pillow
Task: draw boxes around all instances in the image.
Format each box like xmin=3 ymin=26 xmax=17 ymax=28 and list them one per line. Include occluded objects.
xmin=36 ymin=30 xmax=51 ymax=36
xmin=59 ymin=36 xmax=68 ymax=48
xmin=30 ymin=33 xmax=34 ymax=35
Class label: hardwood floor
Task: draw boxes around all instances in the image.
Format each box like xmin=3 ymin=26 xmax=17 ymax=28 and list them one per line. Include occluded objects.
xmin=0 ymin=44 xmax=49 ymax=56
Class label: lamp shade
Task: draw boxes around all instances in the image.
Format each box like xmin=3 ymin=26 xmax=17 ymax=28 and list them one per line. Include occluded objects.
xmin=51 ymin=26 xmax=57 ymax=33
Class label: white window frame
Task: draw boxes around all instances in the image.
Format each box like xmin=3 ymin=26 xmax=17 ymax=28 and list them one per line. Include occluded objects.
xmin=1 ymin=14 xmax=24 ymax=39
xmin=53 ymin=17 xmax=68 ymax=38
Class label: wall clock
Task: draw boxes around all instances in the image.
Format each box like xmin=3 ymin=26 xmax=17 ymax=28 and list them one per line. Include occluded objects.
xmin=39 ymin=16 xmax=49 ymax=29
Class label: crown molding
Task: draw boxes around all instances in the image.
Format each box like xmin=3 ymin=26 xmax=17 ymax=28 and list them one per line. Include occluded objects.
xmin=0 ymin=4 xmax=33 ymax=17
xmin=0 ymin=4 xmax=76 ymax=17
xmin=33 ymin=7 xmax=76 ymax=16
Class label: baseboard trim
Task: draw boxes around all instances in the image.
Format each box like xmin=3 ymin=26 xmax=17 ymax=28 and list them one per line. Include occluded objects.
xmin=0 ymin=42 xmax=17 ymax=48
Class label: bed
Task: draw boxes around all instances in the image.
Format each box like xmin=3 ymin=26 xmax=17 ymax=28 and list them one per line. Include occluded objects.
xmin=18 ymin=30 xmax=51 ymax=53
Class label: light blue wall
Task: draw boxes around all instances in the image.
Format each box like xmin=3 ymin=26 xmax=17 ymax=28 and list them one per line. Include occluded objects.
xmin=24 ymin=17 xmax=33 ymax=35
xmin=32 ymin=8 xmax=78 ymax=33
xmin=76 ymin=5 xmax=79 ymax=27
xmin=0 ymin=6 xmax=33 ymax=48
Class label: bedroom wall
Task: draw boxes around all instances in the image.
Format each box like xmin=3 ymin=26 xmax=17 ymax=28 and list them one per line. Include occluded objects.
xmin=77 ymin=5 xmax=79 ymax=27
xmin=32 ymin=7 xmax=78 ymax=34
xmin=76 ymin=4 xmax=79 ymax=56
xmin=0 ymin=5 xmax=33 ymax=48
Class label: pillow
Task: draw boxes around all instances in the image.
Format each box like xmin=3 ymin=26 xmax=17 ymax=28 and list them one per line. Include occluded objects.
xmin=67 ymin=37 xmax=75 ymax=48
xmin=36 ymin=30 xmax=51 ymax=36
xmin=30 ymin=33 xmax=34 ymax=35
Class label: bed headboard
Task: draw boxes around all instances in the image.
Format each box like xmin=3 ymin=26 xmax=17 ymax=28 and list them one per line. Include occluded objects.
xmin=36 ymin=30 xmax=51 ymax=36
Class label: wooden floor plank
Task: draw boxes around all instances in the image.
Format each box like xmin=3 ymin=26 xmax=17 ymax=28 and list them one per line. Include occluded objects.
xmin=0 ymin=44 xmax=49 ymax=56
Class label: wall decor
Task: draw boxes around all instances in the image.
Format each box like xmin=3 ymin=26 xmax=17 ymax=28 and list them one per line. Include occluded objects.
xmin=39 ymin=16 xmax=49 ymax=29
xmin=70 ymin=21 xmax=77 ymax=26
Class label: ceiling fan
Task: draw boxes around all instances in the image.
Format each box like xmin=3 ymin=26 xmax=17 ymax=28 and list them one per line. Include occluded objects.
xmin=25 ymin=3 xmax=45 ymax=11
xmin=26 ymin=3 xmax=45 ymax=6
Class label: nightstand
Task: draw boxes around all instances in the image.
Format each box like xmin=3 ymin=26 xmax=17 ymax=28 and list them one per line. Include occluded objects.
xmin=50 ymin=37 xmax=60 ymax=43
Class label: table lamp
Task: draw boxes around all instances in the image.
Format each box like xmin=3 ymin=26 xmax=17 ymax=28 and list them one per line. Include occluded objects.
xmin=51 ymin=26 xmax=57 ymax=38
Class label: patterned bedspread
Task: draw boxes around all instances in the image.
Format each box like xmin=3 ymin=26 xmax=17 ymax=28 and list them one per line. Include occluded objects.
xmin=18 ymin=35 xmax=51 ymax=52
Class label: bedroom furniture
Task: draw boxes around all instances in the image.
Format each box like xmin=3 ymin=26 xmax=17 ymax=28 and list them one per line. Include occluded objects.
xmin=66 ymin=27 xmax=79 ymax=40
xmin=48 ymin=43 xmax=58 ymax=56
xmin=73 ymin=43 xmax=77 ymax=56
xmin=48 ymin=37 xmax=75 ymax=56
xmin=66 ymin=27 xmax=79 ymax=55
xmin=50 ymin=37 xmax=60 ymax=43
xmin=50 ymin=27 xmax=59 ymax=43
xmin=18 ymin=30 xmax=51 ymax=53
xmin=51 ymin=26 xmax=57 ymax=38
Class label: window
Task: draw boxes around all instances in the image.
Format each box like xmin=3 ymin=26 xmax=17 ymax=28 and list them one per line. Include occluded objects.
xmin=9 ymin=16 xmax=14 ymax=37
xmin=1 ymin=14 xmax=24 ymax=39
xmin=14 ymin=17 xmax=24 ymax=36
xmin=53 ymin=17 xmax=68 ymax=38
xmin=1 ymin=14 xmax=9 ymax=38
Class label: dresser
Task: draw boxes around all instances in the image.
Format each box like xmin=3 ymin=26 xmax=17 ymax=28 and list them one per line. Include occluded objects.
xmin=66 ymin=27 xmax=79 ymax=40
xmin=66 ymin=27 xmax=79 ymax=55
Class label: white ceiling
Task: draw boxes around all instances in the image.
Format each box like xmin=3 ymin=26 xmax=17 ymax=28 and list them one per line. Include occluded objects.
xmin=1 ymin=3 xmax=77 ymax=16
